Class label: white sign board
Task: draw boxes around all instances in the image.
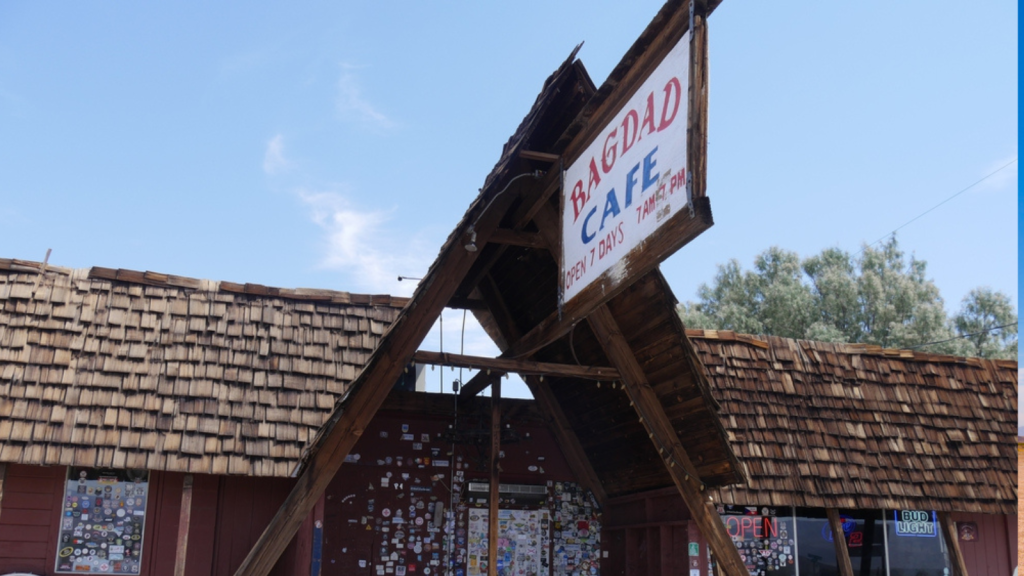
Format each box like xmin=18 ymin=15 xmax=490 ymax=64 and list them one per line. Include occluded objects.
xmin=562 ymin=31 xmax=690 ymax=304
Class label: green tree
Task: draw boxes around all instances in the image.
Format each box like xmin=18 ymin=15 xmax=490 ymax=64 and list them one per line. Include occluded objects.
xmin=678 ymin=237 xmax=1017 ymax=359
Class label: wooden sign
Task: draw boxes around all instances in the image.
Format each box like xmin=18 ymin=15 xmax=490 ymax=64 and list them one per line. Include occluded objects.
xmin=560 ymin=4 xmax=710 ymax=309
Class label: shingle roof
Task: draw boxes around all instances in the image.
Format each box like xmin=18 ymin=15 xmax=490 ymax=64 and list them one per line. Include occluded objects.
xmin=0 ymin=258 xmax=406 ymax=476
xmin=690 ymin=329 xmax=1018 ymax=515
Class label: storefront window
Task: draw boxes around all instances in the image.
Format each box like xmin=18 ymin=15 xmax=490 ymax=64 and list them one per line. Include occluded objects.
xmin=794 ymin=508 xmax=886 ymax=576
xmin=54 ymin=468 xmax=149 ymax=574
xmin=718 ymin=505 xmax=796 ymax=576
xmin=884 ymin=510 xmax=950 ymax=576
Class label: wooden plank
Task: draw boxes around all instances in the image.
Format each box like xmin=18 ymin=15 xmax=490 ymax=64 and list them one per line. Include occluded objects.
xmin=447 ymin=296 xmax=489 ymax=311
xmin=458 ymin=370 xmax=503 ymax=399
xmin=586 ymin=305 xmax=746 ymax=576
xmin=518 ymin=150 xmax=560 ymax=163
xmin=173 ymin=474 xmax=195 ymax=576
xmin=412 ymin=350 xmax=619 ymax=381
xmin=524 ymin=376 xmax=608 ymax=507
xmin=487 ymin=229 xmax=547 ymax=249
xmin=488 ymin=378 xmax=501 ymax=576
xmin=938 ymin=511 xmax=971 ymax=576
xmin=825 ymin=508 xmax=854 ymax=576
xmin=233 ymin=168 xmax=529 ymax=576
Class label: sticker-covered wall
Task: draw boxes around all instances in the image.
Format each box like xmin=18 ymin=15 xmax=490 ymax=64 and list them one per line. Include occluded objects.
xmin=322 ymin=396 xmax=603 ymax=576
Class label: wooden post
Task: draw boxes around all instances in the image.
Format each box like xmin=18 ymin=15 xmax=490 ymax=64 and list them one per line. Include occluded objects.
xmin=488 ymin=378 xmax=501 ymax=576
xmin=825 ymin=509 xmax=854 ymax=576
xmin=587 ymin=305 xmax=747 ymax=576
xmin=938 ymin=511 xmax=971 ymax=576
xmin=173 ymin=474 xmax=195 ymax=576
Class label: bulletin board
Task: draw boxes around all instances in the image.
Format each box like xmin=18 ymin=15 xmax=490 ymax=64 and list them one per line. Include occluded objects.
xmin=467 ymin=509 xmax=551 ymax=576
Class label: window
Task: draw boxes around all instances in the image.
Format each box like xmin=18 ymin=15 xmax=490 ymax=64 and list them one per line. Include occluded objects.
xmin=794 ymin=508 xmax=886 ymax=576
xmin=718 ymin=505 xmax=796 ymax=576
xmin=884 ymin=510 xmax=950 ymax=576
xmin=54 ymin=468 xmax=150 ymax=574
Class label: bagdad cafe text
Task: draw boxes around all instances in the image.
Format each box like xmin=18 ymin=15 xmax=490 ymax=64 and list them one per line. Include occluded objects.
xmin=562 ymin=30 xmax=693 ymax=304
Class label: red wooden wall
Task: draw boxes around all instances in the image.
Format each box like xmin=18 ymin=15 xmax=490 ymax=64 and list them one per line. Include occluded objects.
xmin=0 ymin=464 xmax=311 ymax=576
xmin=952 ymin=511 xmax=1017 ymax=576
xmin=603 ymin=487 xmax=710 ymax=576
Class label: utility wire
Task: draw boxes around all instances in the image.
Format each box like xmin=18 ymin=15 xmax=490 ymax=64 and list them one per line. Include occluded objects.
xmin=858 ymin=158 xmax=1018 ymax=255
xmin=905 ymin=322 xmax=1018 ymax=350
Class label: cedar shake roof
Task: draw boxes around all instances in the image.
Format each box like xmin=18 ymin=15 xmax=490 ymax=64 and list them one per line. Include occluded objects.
xmin=0 ymin=258 xmax=406 ymax=477
xmin=690 ymin=329 xmax=1018 ymax=515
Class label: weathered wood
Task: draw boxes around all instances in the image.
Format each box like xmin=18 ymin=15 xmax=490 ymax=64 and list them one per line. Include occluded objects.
xmin=233 ymin=168 xmax=528 ymax=576
xmin=173 ymin=474 xmax=195 ymax=576
xmin=518 ymin=150 xmax=560 ymax=163
xmin=587 ymin=305 xmax=746 ymax=576
xmin=507 ymin=197 xmax=712 ymax=359
xmin=825 ymin=508 xmax=854 ymax=576
xmin=412 ymin=350 xmax=620 ymax=381
xmin=488 ymin=378 xmax=501 ymax=576
xmin=487 ymin=228 xmax=546 ymax=249
xmin=524 ymin=376 xmax=608 ymax=507
xmin=458 ymin=370 xmax=503 ymax=399
xmin=937 ymin=511 xmax=970 ymax=576
xmin=447 ymin=296 xmax=488 ymax=311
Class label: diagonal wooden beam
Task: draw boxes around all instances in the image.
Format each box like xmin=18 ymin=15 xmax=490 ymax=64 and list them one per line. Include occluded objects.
xmin=233 ymin=170 xmax=533 ymax=576
xmin=487 ymin=229 xmax=546 ymax=249
xmin=524 ymin=375 xmax=608 ymax=507
xmin=412 ymin=350 xmax=619 ymax=381
xmin=587 ymin=304 xmax=746 ymax=576
xmin=826 ymin=509 xmax=855 ymax=576
xmin=458 ymin=370 xmax=504 ymax=399
xmin=937 ymin=512 xmax=970 ymax=576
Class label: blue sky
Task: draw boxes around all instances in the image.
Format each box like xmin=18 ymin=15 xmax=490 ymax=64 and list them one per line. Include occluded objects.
xmin=0 ymin=2 xmax=1017 ymax=401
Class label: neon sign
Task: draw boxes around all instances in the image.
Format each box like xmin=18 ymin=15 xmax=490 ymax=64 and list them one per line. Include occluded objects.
xmin=893 ymin=510 xmax=938 ymax=537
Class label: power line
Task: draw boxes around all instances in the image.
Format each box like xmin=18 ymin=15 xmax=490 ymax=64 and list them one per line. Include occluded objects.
xmin=858 ymin=158 xmax=1018 ymax=255
xmin=905 ymin=322 xmax=1018 ymax=350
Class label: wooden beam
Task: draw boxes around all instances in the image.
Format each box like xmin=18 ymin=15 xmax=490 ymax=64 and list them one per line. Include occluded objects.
xmin=447 ymin=296 xmax=488 ymax=311
xmin=487 ymin=228 xmax=546 ymax=249
xmin=524 ymin=376 xmax=608 ymax=507
xmin=938 ymin=511 xmax=970 ymax=576
xmin=488 ymin=378 xmax=501 ymax=576
xmin=586 ymin=305 xmax=747 ymax=576
xmin=412 ymin=350 xmax=620 ymax=381
xmin=518 ymin=150 xmax=560 ymax=163
xmin=825 ymin=508 xmax=854 ymax=576
xmin=233 ymin=168 xmax=528 ymax=576
xmin=173 ymin=474 xmax=195 ymax=576
xmin=458 ymin=370 xmax=503 ymax=399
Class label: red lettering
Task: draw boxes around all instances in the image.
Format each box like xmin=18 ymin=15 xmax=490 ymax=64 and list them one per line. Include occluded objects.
xmin=587 ymin=158 xmax=602 ymax=198
xmin=570 ymin=180 xmax=587 ymax=223
xmin=601 ymin=128 xmax=618 ymax=173
xmin=640 ymin=92 xmax=657 ymax=139
xmin=657 ymin=77 xmax=682 ymax=131
xmin=620 ymin=110 xmax=639 ymax=156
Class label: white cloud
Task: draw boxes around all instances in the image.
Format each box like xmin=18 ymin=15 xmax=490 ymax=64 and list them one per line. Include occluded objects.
xmin=296 ymin=189 xmax=426 ymax=296
xmin=973 ymin=155 xmax=1018 ymax=194
xmin=263 ymin=134 xmax=291 ymax=175
xmin=336 ymin=64 xmax=394 ymax=129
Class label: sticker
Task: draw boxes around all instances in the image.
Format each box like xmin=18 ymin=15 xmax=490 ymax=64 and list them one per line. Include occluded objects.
xmin=421 ymin=434 xmax=430 ymax=442
xmin=383 ymin=508 xmax=392 ymax=518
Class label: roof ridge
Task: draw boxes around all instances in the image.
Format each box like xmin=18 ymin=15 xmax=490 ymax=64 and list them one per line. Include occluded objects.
xmin=684 ymin=328 xmax=1017 ymax=367
xmin=0 ymin=257 xmax=409 ymax=309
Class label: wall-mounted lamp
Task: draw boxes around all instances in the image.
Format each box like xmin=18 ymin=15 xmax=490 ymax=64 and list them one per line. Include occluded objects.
xmin=464 ymin=226 xmax=478 ymax=252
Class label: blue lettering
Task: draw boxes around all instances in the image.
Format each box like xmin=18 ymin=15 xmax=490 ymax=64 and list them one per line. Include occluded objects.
xmin=643 ymin=146 xmax=659 ymax=191
xmin=625 ymin=164 xmax=640 ymax=208
xmin=581 ymin=206 xmax=599 ymax=244
xmin=599 ymin=189 xmax=621 ymax=231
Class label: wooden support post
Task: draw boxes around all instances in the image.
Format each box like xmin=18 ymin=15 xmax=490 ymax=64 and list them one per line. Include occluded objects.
xmin=173 ymin=474 xmax=195 ymax=576
xmin=524 ymin=376 xmax=608 ymax=507
xmin=233 ymin=168 xmax=529 ymax=576
xmin=412 ymin=350 xmax=619 ymax=381
xmin=587 ymin=305 xmax=746 ymax=576
xmin=488 ymin=378 xmax=501 ymax=576
xmin=938 ymin=511 xmax=971 ymax=576
xmin=825 ymin=509 xmax=854 ymax=576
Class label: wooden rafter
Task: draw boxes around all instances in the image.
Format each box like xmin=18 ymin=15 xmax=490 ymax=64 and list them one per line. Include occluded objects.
xmin=826 ymin=508 xmax=854 ymax=576
xmin=233 ymin=169 xmax=533 ymax=576
xmin=412 ymin=351 xmax=619 ymax=382
xmin=487 ymin=229 xmax=546 ymax=249
xmin=587 ymin=305 xmax=747 ymax=576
